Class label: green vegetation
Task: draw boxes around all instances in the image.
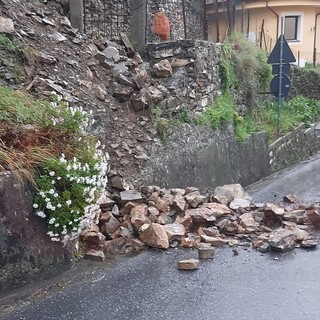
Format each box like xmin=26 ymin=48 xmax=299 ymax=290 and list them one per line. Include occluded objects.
xmin=197 ymin=33 xmax=320 ymax=143
xmin=195 ymin=92 xmax=256 ymax=143
xmin=0 ymin=33 xmax=21 ymax=54
xmin=0 ymin=87 xmax=108 ymax=242
xmin=196 ymin=93 xmax=234 ymax=129
xmin=252 ymin=96 xmax=320 ymax=140
xmin=195 ymin=92 xmax=320 ymax=143
xmin=304 ymin=63 xmax=320 ymax=72
xmin=219 ymin=32 xmax=272 ymax=101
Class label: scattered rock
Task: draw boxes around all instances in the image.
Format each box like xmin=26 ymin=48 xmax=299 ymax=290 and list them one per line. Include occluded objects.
xmin=198 ymin=247 xmax=214 ymax=259
xmin=200 ymin=235 xmax=226 ymax=246
xmin=139 ymin=223 xmax=169 ymax=249
xmin=153 ymin=59 xmax=172 ymax=78
xmin=301 ymin=239 xmax=319 ymax=248
xmin=0 ymin=16 xmax=14 ymax=33
xmin=81 ymin=231 xmax=105 ymax=250
xmin=164 ymin=223 xmax=186 ymax=241
xmin=177 ymin=259 xmax=199 ymax=270
xmin=213 ymin=184 xmax=246 ymax=203
xmin=104 ymin=237 xmax=127 ymax=255
xmin=307 ymin=209 xmax=320 ymax=228
xmin=283 ymin=194 xmax=298 ymax=203
xmin=111 ymin=176 xmax=129 ymax=191
xmin=102 ymin=214 xmax=121 ymax=235
xmin=283 ymin=210 xmax=307 ymax=224
xmin=174 ymin=213 xmax=193 ymax=231
xmin=130 ymin=205 xmax=150 ymax=230
xmin=257 ymin=243 xmax=269 ymax=253
xmin=120 ymin=190 xmax=143 ymax=202
xmin=185 ymin=191 xmax=206 ymax=208
xmin=84 ymin=249 xmax=105 ymax=261
xmin=239 ymin=212 xmax=259 ymax=232
xmin=187 ymin=207 xmax=216 ymax=225
xmin=269 ymin=229 xmax=297 ymax=251
xmin=229 ymin=198 xmax=251 ymax=210
xmin=201 ymin=203 xmax=231 ymax=218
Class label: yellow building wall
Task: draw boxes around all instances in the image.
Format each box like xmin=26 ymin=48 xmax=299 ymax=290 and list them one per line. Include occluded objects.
xmin=207 ymin=3 xmax=320 ymax=65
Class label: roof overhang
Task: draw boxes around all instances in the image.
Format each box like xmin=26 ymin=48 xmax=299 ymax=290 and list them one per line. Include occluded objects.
xmin=207 ymin=0 xmax=320 ymax=14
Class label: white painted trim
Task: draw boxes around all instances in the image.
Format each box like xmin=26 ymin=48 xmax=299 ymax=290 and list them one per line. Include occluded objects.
xmin=280 ymin=12 xmax=304 ymax=44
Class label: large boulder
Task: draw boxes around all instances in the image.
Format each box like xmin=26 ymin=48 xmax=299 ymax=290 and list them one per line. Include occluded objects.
xmin=130 ymin=205 xmax=150 ymax=230
xmin=213 ymin=184 xmax=246 ymax=203
xmin=268 ymin=229 xmax=297 ymax=251
xmin=139 ymin=223 xmax=169 ymax=249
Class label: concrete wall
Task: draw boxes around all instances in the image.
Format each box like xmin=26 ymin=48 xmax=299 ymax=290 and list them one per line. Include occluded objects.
xmin=269 ymin=123 xmax=320 ymax=173
xmin=141 ymin=121 xmax=320 ymax=190
xmin=0 ymin=172 xmax=74 ymax=295
xmin=141 ymin=123 xmax=270 ymax=189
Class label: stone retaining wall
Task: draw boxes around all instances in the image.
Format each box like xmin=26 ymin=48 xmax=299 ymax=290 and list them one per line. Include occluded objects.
xmin=269 ymin=123 xmax=320 ymax=174
xmin=65 ymin=0 xmax=205 ymax=47
xmin=290 ymin=67 xmax=320 ymax=100
xmin=146 ymin=40 xmax=221 ymax=113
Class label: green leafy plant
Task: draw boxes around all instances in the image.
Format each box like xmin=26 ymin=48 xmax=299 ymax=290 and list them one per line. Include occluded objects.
xmin=251 ymin=96 xmax=320 ymax=140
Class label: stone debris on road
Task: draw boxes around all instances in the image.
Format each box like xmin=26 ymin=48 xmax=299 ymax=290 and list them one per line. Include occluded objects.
xmin=81 ymin=183 xmax=320 ymax=262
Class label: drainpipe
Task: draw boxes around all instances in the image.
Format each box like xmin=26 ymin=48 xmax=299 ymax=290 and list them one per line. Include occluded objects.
xmin=266 ymin=0 xmax=279 ymax=39
xmin=182 ymin=0 xmax=187 ymax=39
xmin=313 ymin=13 xmax=320 ymax=67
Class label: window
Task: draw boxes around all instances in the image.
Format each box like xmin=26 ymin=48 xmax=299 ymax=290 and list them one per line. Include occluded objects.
xmin=284 ymin=15 xmax=300 ymax=41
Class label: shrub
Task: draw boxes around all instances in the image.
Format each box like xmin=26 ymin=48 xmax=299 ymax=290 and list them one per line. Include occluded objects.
xmin=219 ymin=32 xmax=272 ymax=105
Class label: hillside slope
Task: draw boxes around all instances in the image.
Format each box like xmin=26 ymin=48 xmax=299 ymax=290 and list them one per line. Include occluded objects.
xmin=0 ymin=0 xmax=155 ymax=186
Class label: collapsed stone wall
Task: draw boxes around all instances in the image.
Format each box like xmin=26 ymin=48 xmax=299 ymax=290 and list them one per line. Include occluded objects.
xmin=0 ymin=172 xmax=74 ymax=295
xmin=145 ymin=40 xmax=221 ymax=114
xmin=269 ymin=123 xmax=320 ymax=174
xmin=141 ymin=123 xmax=270 ymax=189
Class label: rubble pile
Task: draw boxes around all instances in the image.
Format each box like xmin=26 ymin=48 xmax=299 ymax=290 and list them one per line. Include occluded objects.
xmin=81 ymin=183 xmax=320 ymax=261
xmin=0 ymin=0 xmax=158 ymax=185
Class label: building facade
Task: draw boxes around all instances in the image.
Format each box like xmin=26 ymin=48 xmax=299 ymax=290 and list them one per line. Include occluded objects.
xmin=206 ymin=0 xmax=320 ymax=66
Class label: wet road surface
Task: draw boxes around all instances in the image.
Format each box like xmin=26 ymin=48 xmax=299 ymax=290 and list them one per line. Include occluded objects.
xmin=2 ymin=154 xmax=320 ymax=320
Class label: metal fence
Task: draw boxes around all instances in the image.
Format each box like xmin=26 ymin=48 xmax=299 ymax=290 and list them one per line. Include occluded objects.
xmin=83 ymin=0 xmax=131 ymax=39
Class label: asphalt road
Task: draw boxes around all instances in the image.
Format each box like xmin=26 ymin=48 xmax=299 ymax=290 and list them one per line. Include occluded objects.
xmin=2 ymin=154 xmax=320 ymax=320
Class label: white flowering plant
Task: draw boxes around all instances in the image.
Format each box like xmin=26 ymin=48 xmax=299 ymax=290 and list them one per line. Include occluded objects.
xmin=0 ymin=87 xmax=109 ymax=243
xmin=34 ymin=149 xmax=108 ymax=242
xmin=31 ymin=94 xmax=109 ymax=242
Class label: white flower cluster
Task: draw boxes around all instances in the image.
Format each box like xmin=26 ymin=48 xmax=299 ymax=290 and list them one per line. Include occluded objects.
xmin=33 ymin=149 xmax=109 ymax=243
xmin=49 ymin=93 xmax=95 ymax=132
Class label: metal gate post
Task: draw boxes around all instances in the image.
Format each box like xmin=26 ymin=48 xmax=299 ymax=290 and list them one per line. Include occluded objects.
xmin=70 ymin=0 xmax=84 ymax=33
